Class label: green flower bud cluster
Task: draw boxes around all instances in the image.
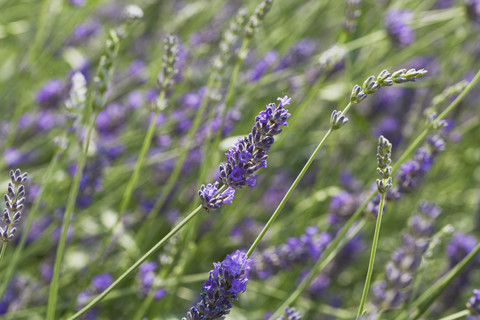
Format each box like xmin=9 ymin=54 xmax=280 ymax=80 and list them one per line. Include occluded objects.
xmin=211 ymin=8 xmax=248 ymax=102
xmin=350 ymin=68 xmax=428 ymax=104
xmin=244 ymin=0 xmax=274 ymax=39
xmin=376 ymin=135 xmax=392 ymax=194
xmin=92 ymin=30 xmax=120 ymax=112
xmin=330 ymin=110 xmax=349 ymax=130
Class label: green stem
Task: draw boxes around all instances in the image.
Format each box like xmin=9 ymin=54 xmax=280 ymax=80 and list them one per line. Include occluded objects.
xmin=245 ymin=128 xmax=333 ymax=258
xmin=66 ymin=204 xmax=204 ymax=320
xmin=437 ymin=67 xmax=480 ymax=121
xmin=356 ymin=192 xmax=386 ymax=319
xmin=0 ymin=150 xmax=60 ymax=297
xmin=245 ymin=103 xmax=353 ymax=260
xmin=46 ymin=113 xmax=98 ymax=320
xmin=97 ymin=105 xmax=163 ymax=261
xmin=437 ymin=310 xmax=470 ymax=320
xmin=132 ymin=288 xmax=156 ymax=320
xmin=269 ymin=66 xmax=480 ymax=316
xmin=28 ymin=0 xmax=53 ymax=69
xmin=269 ymin=219 xmax=367 ymax=319
xmin=120 ymin=103 xmax=163 ymax=214
xmin=223 ymin=39 xmax=249 ymax=123
xmin=0 ymin=242 xmax=7 ymax=264
xmin=209 ymin=39 xmax=249 ymax=167
xmin=401 ymin=242 xmax=480 ymax=320
xmin=145 ymin=75 xmax=214 ymax=225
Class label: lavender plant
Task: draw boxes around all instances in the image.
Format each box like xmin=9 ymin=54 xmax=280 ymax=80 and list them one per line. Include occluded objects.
xmin=182 ymin=250 xmax=251 ymax=320
xmin=370 ymin=202 xmax=441 ymax=315
xmin=3 ymin=1 xmax=480 ymax=319
xmin=46 ymin=26 xmax=121 ymax=320
xmin=357 ymin=136 xmax=393 ymax=318
xmin=0 ymin=169 xmax=27 ymax=260
xmin=199 ymin=96 xmax=291 ymax=209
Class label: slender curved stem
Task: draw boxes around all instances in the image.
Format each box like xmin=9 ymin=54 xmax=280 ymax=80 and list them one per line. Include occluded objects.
xmin=145 ymin=75 xmax=215 ymax=225
xmin=66 ymin=204 xmax=204 ymax=320
xmin=0 ymin=242 xmax=7 ymax=265
xmin=437 ymin=310 xmax=470 ymax=320
xmin=209 ymin=39 xmax=250 ymax=167
xmin=356 ymin=193 xmax=386 ymax=319
xmin=270 ymin=66 xmax=480 ymax=317
xmin=246 ymin=104 xmax=353 ymax=259
xmin=97 ymin=105 xmax=163 ymax=261
xmin=245 ymin=129 xmax=333 ymax=258
xmin=120 ymin=100 xmax=163 ymax=214
xmin=46 ymin=113 xmax=98 ymax=320
xmin=400 ymin=243 xmax=480 ymax=320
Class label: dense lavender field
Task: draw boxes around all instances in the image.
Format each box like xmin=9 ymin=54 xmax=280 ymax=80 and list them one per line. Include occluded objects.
xmin=1 ymin=0 xmax=480 ymax=319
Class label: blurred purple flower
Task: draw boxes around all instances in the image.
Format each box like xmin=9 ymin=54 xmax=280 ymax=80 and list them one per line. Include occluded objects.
xmin=35 ymin=79 xmax=67 ymax=109
xmin=275 ymin=39 xmax=317 ymax=71
xmin=70 ymin=0 xmax=85 ymax=7
xmin=384 ymin=10 xmax=415 ymax=46
xmin=68 ymin=20 xmax=101 ymax=46
xmin=250 ymin=50 xmax=278 ymax=82
xmin=465 ymin=0 xmax=480 ymax=23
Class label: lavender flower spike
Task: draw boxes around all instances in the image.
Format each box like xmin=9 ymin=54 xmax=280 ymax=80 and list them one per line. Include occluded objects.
xmin=199 ymin=96 xmax=291 ymax=210
xmin=182 ymin=250 xmax=251 ymax=320
xmin=220 ymin=96 xmax=291 ymax=188
xmin=1 ymin=169 xmax=27 ymax=242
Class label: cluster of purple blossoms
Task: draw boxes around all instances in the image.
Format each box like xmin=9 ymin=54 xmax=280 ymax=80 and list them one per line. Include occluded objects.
xmin=136 ymin=262 xmax=166 ymax=300
xmin=467 ymin=289 xmax=480 ymax=319
xmin=198 ymin=182 xmax=235 ymax=210
xmin=76 ymin=273 xmax=113 ymax=320
xmin=199 ymin=96 xmax=291 ymax=210
xmin=250 ymin=226 xmax=331 ymax=279
xmin=384 ymin=10 xmax=415 ymax=46
xmin=276 ymin=307 xmax=302 ymax=320
xmin=371 ymin=202 xmax=441 ymax=312
xmin=1 ymin=169 xmax=27 ymax=242
xmin=182 ymin=250 xmax=251 ymax=320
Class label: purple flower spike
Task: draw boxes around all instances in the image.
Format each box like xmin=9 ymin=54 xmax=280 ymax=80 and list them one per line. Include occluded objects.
xmin=219 ymin=96 xmax=291 ymax=188
xmin=1 ymin=169 xmax=27 ymax=242
xmin=182 ymin=250 xmax=251 ymax=320
xmin=371 ymin=202 xmax=441 ymax=312
xmin=199 ymin=96 xmax=291 ymax=210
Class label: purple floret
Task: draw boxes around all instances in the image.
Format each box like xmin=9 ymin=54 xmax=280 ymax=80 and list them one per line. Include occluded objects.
xmin=384 ymin=10 xmax=415 ymax=46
